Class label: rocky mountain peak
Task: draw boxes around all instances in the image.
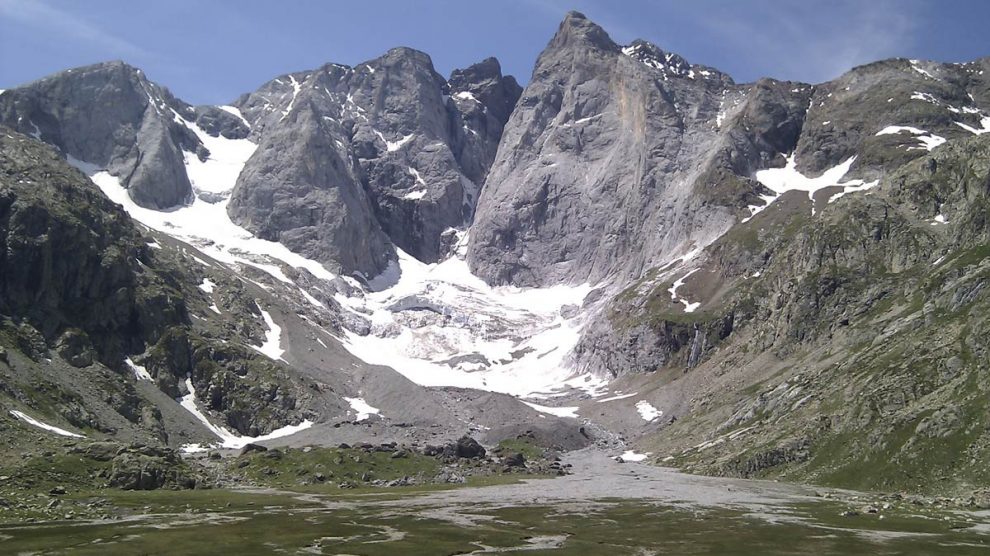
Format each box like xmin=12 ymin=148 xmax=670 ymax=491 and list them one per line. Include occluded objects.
xmin=379 ymin=46 xmax=436 ymax=68
xmin=449 ymin=56 xmax=504 ymax=86
xmin=0 ymin=61 xmax=196 ymax=210
xmin=549 ymin=11 xmax=619 ymax=53
xmin=448 ymin=57 xmax=522 ymax=125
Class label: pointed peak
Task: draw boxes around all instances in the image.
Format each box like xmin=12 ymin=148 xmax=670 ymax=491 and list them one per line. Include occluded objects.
xmin=449 ymin=57 xmax=504 ymax=87
xmin=550 ymin=11 xmax=618 ymax=52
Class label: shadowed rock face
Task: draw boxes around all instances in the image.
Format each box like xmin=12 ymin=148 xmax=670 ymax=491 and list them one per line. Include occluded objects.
xmin=0 ymin=61 xmax=195 ymax=209
xmin=0 ymin=127 xmax=188 ymax=364
xmin=227 ymin=48 xmax=520 ymax=277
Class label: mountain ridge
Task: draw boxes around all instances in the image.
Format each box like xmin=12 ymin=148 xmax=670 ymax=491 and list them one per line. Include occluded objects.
xmin=0 ymin=11 xmax=989 ymax=500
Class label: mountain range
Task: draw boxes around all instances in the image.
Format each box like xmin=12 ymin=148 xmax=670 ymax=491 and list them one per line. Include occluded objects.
xmin=1 ymin=10 xmax=990 ymax=497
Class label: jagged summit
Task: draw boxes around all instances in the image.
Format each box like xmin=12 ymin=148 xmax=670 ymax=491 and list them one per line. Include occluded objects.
xmin=448 ymin=57 xmax=522 ymax=124
xmin=548 ymin=10 xmax=620 ymax=52
xmin=621 ymin=39 xmax=692 ymax=78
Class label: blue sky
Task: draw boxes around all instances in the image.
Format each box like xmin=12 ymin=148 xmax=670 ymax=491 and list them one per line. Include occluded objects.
xmin=2 ymin=0 xmax=988 ymax=105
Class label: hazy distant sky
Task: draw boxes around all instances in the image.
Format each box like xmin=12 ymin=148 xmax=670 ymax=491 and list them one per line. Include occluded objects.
xmin=2 ymin=0 xmax=988 ymax=105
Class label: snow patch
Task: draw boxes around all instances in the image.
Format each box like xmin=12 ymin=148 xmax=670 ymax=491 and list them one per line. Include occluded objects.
xmin=876 ymin=126 xmax=946 ymax=151
xmin=955 ymin=115 xmax=990 ymax=135
xmin=344 ymin=397 xmax=380 ymax=421
xmin=218 ymin=105 xmax=251 ymax=129
xmin=668 ymin=268 xmax=701 ymax=313
xmin=374 ymin=130 xmax=415 ymax=152
xmin=125 ymin=357 xmax=153 ymax=381
xmin=620 ymin=450 xmax=651 ymax=462
xmin=522 ymin=401 xmax=579 ymax=418
xmin=280 ymin=75 xmax=302 ymax=121
xmin=909 ymin=60 xmax=936 ymax=80
xmin=404 ymin=167 xmax=427 ymax=199
xmin=636 ymin=401 xmax=663 ymax=422
xmin=408 ymin=167 xmax=426 ymax=186
xmin=596 ymin=392 xmax=638 ymax=403
xmin=252 ymin=309 xmax=284 ymax=361
xmin=746 ymin=154 xmax=878 ymax=220
xmin=198 ymin=278 xmax=216 ymax=293
xmin=9 ymin=410 xmax=85 ymax=438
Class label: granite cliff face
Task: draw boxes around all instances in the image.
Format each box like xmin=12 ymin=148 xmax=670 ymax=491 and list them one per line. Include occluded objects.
xmin=467 ymin=13 xmax=790 ymax=286
xmin=227 ymin=49 xmax=520 ymax=276
xmin=0 ymin=53 xmax=520 ymax=278
xmin=0 ymin=61 xmax=196 ymax=209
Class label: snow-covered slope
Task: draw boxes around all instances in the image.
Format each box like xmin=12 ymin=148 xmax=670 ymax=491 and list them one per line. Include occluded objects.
xmin=68 ymin=110 xmax=608 ymax=412
xmin=338 ymin=236 xmax=607 ymax=399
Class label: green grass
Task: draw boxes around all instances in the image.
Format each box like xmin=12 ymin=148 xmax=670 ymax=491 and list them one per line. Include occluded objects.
xmin=495 ymin=437 xmax=546 ymax=461
xmin=1 ymin=492 xmax=988 ymax=555
xmin=226 ymin=446 xmax=442 ymax=489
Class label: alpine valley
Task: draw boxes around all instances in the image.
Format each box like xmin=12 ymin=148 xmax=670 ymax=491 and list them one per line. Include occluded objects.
xmin=3 ymin=10 xmax=990 ymax=554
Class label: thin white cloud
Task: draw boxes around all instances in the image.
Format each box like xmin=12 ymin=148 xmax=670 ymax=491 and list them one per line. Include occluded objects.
xmin=678 ymin=0 xmax=924 ymax=83
xmin=0 ymin=0 xmax=149 ymax=59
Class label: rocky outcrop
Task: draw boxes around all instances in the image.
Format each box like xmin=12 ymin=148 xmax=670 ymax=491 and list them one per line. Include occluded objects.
xmin=68 ymin=442 xmax=198 ymax=490
xmin=140 ymin=326 xmax=312 ymax=436
xmin=795 ymin=57 xmax=990 ymax=174
xmin=0 ymin=129 xmax=188 ymax=364
xmin=0 ymin=61 xmax=196 ymax=209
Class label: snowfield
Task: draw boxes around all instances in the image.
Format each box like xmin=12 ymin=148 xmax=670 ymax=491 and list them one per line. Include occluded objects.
xmin=337 ymin=237 xmax=609 ymax=399
xmin=69 ymin=119 xmax=610 ymax=419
